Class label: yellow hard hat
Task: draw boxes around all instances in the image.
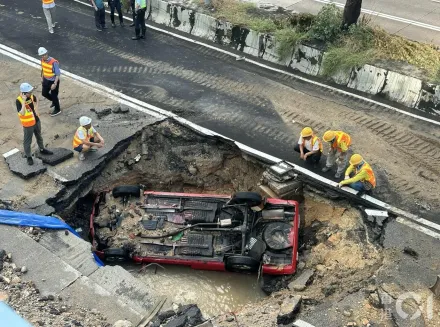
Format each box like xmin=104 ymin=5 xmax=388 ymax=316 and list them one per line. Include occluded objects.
xmin=323 ymin=130 xmax=335 ymax=142
xmin=349 ymin=154 xmax=363 ymax=166
xmin=301 ymin=127 xmax=313 ymax=137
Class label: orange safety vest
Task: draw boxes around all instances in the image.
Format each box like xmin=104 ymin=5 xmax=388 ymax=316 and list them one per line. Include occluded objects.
xmin=17 ymin=95 xmax=37 ymax=128
xmin=41 ymin=57 xmax=58 ymax=79
xmin=331 ymin=131 xmax=351 ymax=152
xmin=42 ymin=0 xmax=54 ymax=5
xmin=303 ymin=135 xmax=323 ymax=152
xmin=73 ymin=126 xmax=94 ymax=148
xmin=355 ymin=161 xmax=376 ymax=188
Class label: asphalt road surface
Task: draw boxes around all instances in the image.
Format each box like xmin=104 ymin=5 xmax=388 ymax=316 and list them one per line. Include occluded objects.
xmin=282 ymin=0 xmax=440 ymax=45
xmin=1 ymin=0 xmax=440 ymax=222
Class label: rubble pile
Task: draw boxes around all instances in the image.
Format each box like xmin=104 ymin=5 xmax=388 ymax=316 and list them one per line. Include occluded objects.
xmin=149 ymin=304 xmax=208 ymax=327
xmin=0 ymin=249 xmax=110 ymax=327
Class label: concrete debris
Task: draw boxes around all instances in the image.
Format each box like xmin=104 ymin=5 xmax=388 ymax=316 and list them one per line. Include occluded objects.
xmin=35 ymin=147 xmax=73 ymax=166
xmin=4 ymin=151 xmax=46 ymax=179
xmin=95 ymin=107 xmax=112 ymax=118
xmin=120 ymin=106 xmax=130 ymax=113
xmin=113 ymin=320 xmax=133 ymax=327
xmin=112 ymin=105 xmax=122 ymax=113
xmin=288 ymin=269 xmax=314 ymax=291
xmin=403 ymin=246 xmax=419 ymax=259
xmin=154 ymin=304 xmax=204 ymax=327
xmin=277 ymin=295 xmax=302 ymax=324
xmin=225 ymin=315 xmax=234 ymax=322
xmin=343 ymin=309 xmax=352 ymax=317
xmin=430 ymin=275 xmax=440 ymax=297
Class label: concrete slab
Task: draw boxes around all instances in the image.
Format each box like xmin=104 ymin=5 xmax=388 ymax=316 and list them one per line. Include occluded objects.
xmin=89 ymin=265 xmax=157 ymax=314
xmin=59 ymin=276 xmax=144 ymax=325
xmin=35 ymin=147 xmax=74 ymax=166
xmin=38 ymin=230 xmax=99 ymax=277
xmin=50 ymin=119 xmax=160 ymax=185
xmin=0 ymin=225 xmax=81 ymax=295
xmin=4 ymin=151 xmax=46 ymax=179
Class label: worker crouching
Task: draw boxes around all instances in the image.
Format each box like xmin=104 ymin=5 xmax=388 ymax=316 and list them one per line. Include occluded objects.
xmin=322 ymin=130 xmax=352 ymax=178
xmin=338 ymin=154 xmax=376 ymax=193
xmin=73 ymin=116 xmax=105 ymax=161
xmin=294 ymin=127 xmax=322 ymax=167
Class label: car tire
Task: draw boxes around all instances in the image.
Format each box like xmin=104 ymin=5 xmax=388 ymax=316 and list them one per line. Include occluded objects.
xmin=103 ymin=248 xmax=129 ymax=263
xmin=112 ymin=185 xmax=141 ymax=198
xmin=225 ymin=255 xmax=260 ymax=273
xmin=230 ymin=192 xmax=263 ymax=207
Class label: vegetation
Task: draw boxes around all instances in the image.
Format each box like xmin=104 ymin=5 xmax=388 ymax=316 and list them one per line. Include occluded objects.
xmin=205 ymin=0 xmax=440 ymax=80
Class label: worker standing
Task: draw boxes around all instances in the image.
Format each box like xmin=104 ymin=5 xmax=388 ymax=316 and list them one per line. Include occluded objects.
xmin=108 ymin=0 xmax=124 ymax=27
xmin=294 ymin=127 xmax=322 ymax=167
xmin=38 ymin=47 xmax=61 ymax=117
xmin=338 ymin=154 xmax=376 ymax=193
xmin=73 ymin=116 xmax=105 ymax=161
xmin=131 ymin=0 xmax=147 ymax=40
xmin=16 ymin=83 xmax=53 ymax=166
xmin=321 ymin=130 xmax=352 ymax=178
xmin=90 ymin=0 xmax=107 ymax=31
xmin=129 ymin=0 xmax=136 ymax=27
xmin=42 ymin=0 xmax=57 ymax=34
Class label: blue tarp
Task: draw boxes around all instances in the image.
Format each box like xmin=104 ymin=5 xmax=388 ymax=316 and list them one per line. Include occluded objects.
xmin=0 ymin=302 xmax=32 ymax=327
xmin=0 ymin=209 xmax=104 ymax=267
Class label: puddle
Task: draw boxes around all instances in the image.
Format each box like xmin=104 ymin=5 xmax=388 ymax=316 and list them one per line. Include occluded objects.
xmin=125 ymin=263 xmax=266 ymax=316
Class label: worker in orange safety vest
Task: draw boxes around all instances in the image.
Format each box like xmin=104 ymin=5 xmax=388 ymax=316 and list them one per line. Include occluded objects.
xmin=16 ymin=83 xmax=53 ymax=166
xmin=73 ymin=116 xmax=105 ymax=161
xmin=338 ymin=154 xmax=376 ymax=193
xmin=38 ymin=47 xmax=61 ymax=117
xmin=321 ymin=130 xmax=352 ymax=178
xmin=294 ymin=127 xmax=323 ymax=167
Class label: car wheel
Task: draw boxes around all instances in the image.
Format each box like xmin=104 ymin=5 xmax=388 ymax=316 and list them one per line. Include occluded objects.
xmin=103 ymin=248 xmax=129 ymax=263
xmin=226 ymin=255 xmax=260 ymax=273
xmin=229 ymin=192 xmax=263 ymax=207
xmin=112 ymin=185 xmax=141 ymax=198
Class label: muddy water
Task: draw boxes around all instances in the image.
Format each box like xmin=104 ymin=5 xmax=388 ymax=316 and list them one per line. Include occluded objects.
xmin=125 ymin=264 xmax=266 ymax=316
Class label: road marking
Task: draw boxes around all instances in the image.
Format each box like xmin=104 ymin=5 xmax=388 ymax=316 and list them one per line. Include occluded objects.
xmin=71 ymin=0 xmax=440 ymax=127
xmin=396 ymin=218 xmax=440 ymax=240
xmin=2 ymin=148 xmax=19 ymax=159
xmin=1 ymin=43 xmax=440 ymax=240
xmin=314 ymin=0 xmax=440 ymax=32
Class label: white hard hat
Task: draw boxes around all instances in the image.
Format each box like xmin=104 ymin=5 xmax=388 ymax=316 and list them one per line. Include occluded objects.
xmin=79 ymin=116 xmax=92 ymax=126
xmin=20 ymin=83 xmax=34 ymax=93
xmin=38 ymin=47 xmax=48 ymax=56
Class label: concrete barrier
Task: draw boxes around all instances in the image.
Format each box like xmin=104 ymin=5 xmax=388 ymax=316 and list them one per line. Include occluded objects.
xmin=145 ymin=0 xmax=439 ymax=117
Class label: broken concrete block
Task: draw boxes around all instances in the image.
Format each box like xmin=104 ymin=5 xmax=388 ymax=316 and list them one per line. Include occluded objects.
xmin=288 ymin=269 xmax=314 ymax=291
xmin=430 ymin=275 xmax=440 ymax=297
xmin=268 ymin=179 xmax=303 ymax=196
xmin=277 ymin=295 xmax=302 ymax=324
xmin=259 ymin=185 xmax=279 ymax=198
xmin=4 ymin=150 xmax=46 ymax=179
xmin=111 ymin=105 xmax=122 ymax=114
xmin=95 ymin=107 xmax=112 ymax=118
xmin=164 ymin=315 xmax=187 ymax=327
xmin=120 ymin=106 xmax=130 ymax=113
xmin=35 ymin=148 xmax=73 ymax=166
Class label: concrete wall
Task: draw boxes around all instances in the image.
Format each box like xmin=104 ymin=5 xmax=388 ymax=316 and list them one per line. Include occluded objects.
xmin=148 ymin=0 xmax=440 ymax=116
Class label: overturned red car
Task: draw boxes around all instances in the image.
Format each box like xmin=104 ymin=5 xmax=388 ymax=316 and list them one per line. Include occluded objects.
xmin=90 ymin=187 xmax=299 ymax=275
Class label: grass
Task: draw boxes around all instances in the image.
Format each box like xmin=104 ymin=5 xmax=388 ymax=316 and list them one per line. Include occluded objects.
xmin=198 ymin=1 xmax=440 ymax=81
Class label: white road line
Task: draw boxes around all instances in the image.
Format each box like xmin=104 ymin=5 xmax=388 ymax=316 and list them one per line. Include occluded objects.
xmin=2 ymin=148 xmax=20 ymax=159
xmin=314 ymin=0 xmax=440 ymax=32
xmin=396 ymin=218 xmax=440 ymax=240
xmin=70 ymin=0 xmax=440 ymax=127
xmin=1 ymin=43 xmax=440 ymax=240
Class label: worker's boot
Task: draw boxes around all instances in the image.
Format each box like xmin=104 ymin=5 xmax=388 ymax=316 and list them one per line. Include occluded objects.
xmin=334 ymin=171 xmax=342 ymax=179
xmin=322 ymin=166 xmax=331 ymax=173
xmin=132 ymin=29 xmax=141 ymax=40
xmin=27 ymin=157 xmax=34 ymax=166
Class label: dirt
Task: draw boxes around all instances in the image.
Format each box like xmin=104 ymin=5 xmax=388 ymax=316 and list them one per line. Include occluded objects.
xmin=92 ymin=120 xmax=265 ymax=195
xmin=0 ymin=249 xmax=110 ymax=327
xmin=0 ymin=56 xmax=115 ymax=211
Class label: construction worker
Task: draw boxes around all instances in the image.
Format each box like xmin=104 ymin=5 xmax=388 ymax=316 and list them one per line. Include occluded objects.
xmin=38 ymin=47 xmax=61 ymax=116
xmin=90 ymin=0 xmax=107 ymax=31
xmin=338 ymin=154 xmax=376 ymax=192
xmin=73 ymin=116 xmax=105 ymax=161
xmin=321 ymin=130 xmax=352 ymax=178
xmin=108 ymin=0 xmax=124 ymax=27
xmin=41 ymin=0 xmax=57 ymax=34
xmin=294 ymin=127 xmax=322 ymax=166
xmin=131 ymin=0 xmax=147 ymax=40
xmin=16 ymin=83 xmax=53 ymax=166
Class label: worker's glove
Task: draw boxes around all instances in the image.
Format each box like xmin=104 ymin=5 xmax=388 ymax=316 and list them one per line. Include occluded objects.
xmin=344 ymin=175 xmax=349 ymax=180
xmin=337 ymin=183 xmax=343 ymax=188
